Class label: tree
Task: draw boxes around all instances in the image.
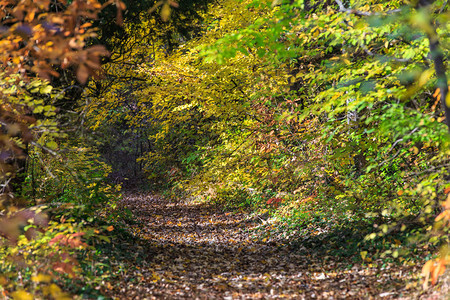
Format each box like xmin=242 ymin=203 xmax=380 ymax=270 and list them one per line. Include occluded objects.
xmin=201 ymin=0 xmax=450 ymax=284
xmin=85 ymin=0 xmax=214 ymax=184
xmin=0 ymin=0 xmax=124 ymax=200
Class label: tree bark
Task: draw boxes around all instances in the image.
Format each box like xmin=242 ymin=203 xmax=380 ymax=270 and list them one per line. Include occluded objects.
xmin=428 ymin=36 xmax=450 ymax=133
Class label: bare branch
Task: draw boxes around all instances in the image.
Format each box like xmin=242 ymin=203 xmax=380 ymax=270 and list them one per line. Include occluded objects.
xmin=30 ymin=141 xmax=58 ymax=156
xmin=335 ymin=0 xmax=401 ymax=16
xmin=439 ymin=0 xmax=448 ymax=13
xmin=359 ymin=44 xmax=411 ymax=63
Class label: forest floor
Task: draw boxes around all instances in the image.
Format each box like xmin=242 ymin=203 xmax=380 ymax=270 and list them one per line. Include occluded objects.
xmin=100 ymin=192 xmax=449 ymax=299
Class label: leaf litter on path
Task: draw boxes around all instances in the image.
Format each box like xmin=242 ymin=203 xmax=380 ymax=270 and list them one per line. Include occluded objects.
xmin=101 ymin=193 xmax=444 ymax=299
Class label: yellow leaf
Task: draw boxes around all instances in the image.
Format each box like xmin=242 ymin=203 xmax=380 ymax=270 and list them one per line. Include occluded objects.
xmin=447 ymin=92 xmax=450 ymax=108
xmin=410 ymin=147 xmax=419 ymax=155
xmin=49 ymin=284 xmax=61 ymax=295
xmin=40 ymin=85 xmax=52 ymax=94
xmin=271 ymin=0 xmax=282 ymax=6
xmin=11 ymin=290 xmax=33 ymax=300
xmin=418 ymin=69 xmax=433 ymax=88
xmin=46 ymin=141 xmax=58 ymax=150
xmin=45 ymin=283 xmax=71 ymax=300
xmin=360 ymin=251 xmax=367 ymax=260
xmin=12 ymin=56 xmax=21 ymax=64
xmin=161 ymin=3 xmax=171 ymax=21
xmin=32 ymin=273 xmax=52 ymax=283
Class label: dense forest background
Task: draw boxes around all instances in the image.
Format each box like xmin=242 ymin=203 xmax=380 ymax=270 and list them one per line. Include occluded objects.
xmin=0 ymin=0 xmax=449 ymax=298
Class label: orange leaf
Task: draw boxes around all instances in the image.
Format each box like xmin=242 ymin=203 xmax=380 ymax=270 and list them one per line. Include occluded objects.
xmin=422 ymin=260 xmax=433 ymax=289
xmin=267 ymin=197 xmax=283 ymax=208
xmin=116 ymin=0 xmax=126 ymax=10
xmin=435 ymin=211 xmax=450 ymax=222
xmin=71 ymin=232 xmax=85 ymax=238
xmin=443 ymin=195 xmax=450 ymax=210
xmin=53 ymin=262 xmax=75 ymax=277
xmin=433 ymin=88 xmax=441 ymax=100
xmin=431 ymin=259 xmax=446 ymax=285
xmin=49 ymin=234 xmax=65 ymax=246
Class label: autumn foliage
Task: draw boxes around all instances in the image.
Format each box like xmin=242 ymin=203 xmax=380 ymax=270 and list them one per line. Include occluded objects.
xmin=0 ymin=0 xmax=125 ymax=297
xmin=0 ymin=0 xmax=449 ymax=297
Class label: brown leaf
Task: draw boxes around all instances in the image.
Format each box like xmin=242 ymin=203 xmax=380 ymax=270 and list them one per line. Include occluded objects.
xmin=53 ymin=262 xmax=76 ymax=277
xmin=116 ymin=8 xmax=123 ymax=26
xmin=76 ymin=63 xmax=89 ymax=83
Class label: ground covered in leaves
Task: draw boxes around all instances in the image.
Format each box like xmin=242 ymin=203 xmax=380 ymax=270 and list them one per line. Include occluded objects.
xmin=99 ymin=193 xmax=448 ymax=299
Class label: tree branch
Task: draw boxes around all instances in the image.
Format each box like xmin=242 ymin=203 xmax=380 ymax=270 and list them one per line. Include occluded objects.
xmin=335 ymin=0 xmax=401 ymax=16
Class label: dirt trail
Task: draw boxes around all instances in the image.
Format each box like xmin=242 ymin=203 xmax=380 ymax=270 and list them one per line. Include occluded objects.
xmin=103 ymin=193 xmax=438 ymax=299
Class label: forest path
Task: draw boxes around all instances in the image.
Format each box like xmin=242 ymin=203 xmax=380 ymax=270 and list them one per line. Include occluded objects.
xmin=104 ymin=193 xmax=427 ymax=299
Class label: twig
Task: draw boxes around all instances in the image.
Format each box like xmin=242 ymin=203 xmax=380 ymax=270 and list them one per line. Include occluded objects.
xmin=359 ymin=44 xmax=411 ymax=63
xmin=340 ymin=19 xmax=412 ymax=63
xmin=377 ymin=148 xmax=403 ymax=168
xmin=376 ymin=127 xmax=420 ymax=167
xmin=439 ymin=0 xmax=448 ymax=14
xmin=386 ymin=127 xmax=419 ymax=154
xmin=30 ymin=141 xmax=58 ymax=156
xmin=406 ymin=163 xmax=450 ymax=178
xmin=335 ymin=0 xmax=401 ymax=16
xmin=0 ymin=177 xmax=12 ymax=193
